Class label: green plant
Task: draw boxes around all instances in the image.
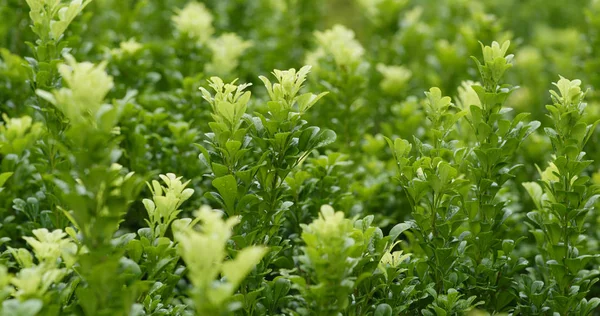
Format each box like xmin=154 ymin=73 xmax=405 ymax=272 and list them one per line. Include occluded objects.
xmin=199 ymin=65 xmax=335 ymax=246
xmin=523 ymin=77 xmax=600 ymax=314
xmin=462 ymin=41 xmax=540 ymax=311
xmin=173 ymin=206 xmax=267 ymax=315
xmin=3 ymin=1 xmax=600 ymax=315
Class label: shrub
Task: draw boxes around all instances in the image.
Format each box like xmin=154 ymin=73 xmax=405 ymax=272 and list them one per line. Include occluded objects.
xmin=1 ymin=0 xmax=600 ymax=315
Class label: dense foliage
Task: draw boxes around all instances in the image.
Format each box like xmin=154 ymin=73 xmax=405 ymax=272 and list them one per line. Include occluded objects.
xmin=2 ymin=0 xmax=600 ymax=315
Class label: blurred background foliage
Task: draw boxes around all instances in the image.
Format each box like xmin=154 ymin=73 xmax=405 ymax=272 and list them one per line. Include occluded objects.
xmin=2 ymin=0 xmax=600 ymax=241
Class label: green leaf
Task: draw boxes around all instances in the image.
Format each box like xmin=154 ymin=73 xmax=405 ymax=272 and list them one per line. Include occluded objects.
xmin=300 ymin=127 xmax=337 ymax=150
xmin=2 ymin=299 xmax=43 ymax=316
xmin=523 ymin=182 xmax=543 ymax=210
xmin=296 ymin=91 xmax=328 ymax=112
xmin=0 ymin=172 xmax=13 ymax=188
xmin=312 ymin=129 xmax=337 ymax=149
xmin=212 ymin=175 xmax=238 ymax=215
xmin=389 ymin=222 xmax=412 ymax=242
xmin=127 ymin=239 xmax=143 ymax=262
xmin=374 ymin=304 xmax=393 ymax=316
xmin=222 ymin=246 xmax=268 ymax=287
xmin=394 ymin=138 xmax=412 ymax=159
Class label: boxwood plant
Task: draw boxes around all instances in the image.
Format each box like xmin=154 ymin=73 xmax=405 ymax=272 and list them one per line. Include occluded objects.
xmin=1 ymin=0 xmax=600 ymax=315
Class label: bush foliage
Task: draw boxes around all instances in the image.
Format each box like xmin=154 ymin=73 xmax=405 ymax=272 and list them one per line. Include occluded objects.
xmin=1 ymin=0 xmax=600 ymax=315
